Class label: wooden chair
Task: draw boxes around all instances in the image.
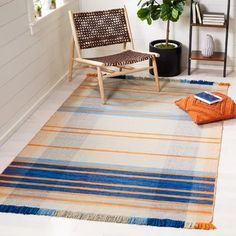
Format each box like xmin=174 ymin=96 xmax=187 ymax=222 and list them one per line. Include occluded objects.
xmin=68 ymin=7 xmax=160 ymax=104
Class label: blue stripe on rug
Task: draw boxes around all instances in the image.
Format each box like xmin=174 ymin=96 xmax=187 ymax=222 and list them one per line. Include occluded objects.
xmin=3 ymin=167 xmax=215 ymax=192
xmin=10 ymin=161 xmax=215 ymax=182
xmin=0 ymin=176 xmax=214 ymax=199
xmin=61 ymin=106 xmax=185 ymax=116
xmin=58 ymin=106 xmax=190 ymax=121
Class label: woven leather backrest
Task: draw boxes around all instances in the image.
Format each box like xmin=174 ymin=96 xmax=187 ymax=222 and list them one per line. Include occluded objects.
xmin=72 ymin=8 xmax=131 ymax=49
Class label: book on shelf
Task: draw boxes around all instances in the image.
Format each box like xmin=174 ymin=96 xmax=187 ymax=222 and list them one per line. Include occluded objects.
xmin=203 ymin=17 xmax=225 ymax=22
xmin=202 ymin=21 xmax=225 ymax=26
xmin=202 ymin=12 xmax=225 ymax=26
xmin=192 ymin=2 xmax=197 ymax=24
xmin=203 ymin=12 xmax=225 ymax=18
xmin=203 ymin=20 xmax=225 ymax=25
xmin=191 ymin=4 xmax=226 ymax=26
xmin=195 ymin=2 xmax=202 ymax=24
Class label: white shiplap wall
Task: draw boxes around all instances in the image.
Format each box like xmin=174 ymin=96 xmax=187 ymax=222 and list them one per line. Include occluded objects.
xmin=79 ymin=0 xmax=236 ymax=70
xmin=0 ymin=0 xmax=78 ymax=143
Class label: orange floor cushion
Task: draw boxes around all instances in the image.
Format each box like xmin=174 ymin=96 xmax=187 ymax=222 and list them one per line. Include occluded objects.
xmin=175 ymin=92 xmax=236 ymax=125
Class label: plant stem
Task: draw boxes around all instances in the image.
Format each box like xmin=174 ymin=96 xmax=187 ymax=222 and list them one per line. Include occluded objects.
xmin=166 ymin=19 xmax=170 ymax=46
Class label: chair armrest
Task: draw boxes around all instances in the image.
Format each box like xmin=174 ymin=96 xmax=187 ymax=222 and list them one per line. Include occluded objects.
xmin=74 ymin=58 xmax=105 ymax=67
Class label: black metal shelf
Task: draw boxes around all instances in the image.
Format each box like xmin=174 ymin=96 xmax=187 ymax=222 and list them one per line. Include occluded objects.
xmin=188 ymin=0 xmax=231 ymax=77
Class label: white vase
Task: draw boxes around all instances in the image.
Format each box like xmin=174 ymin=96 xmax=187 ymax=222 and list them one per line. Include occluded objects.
xmin=201 ymin=34 xmax=214 ymax=57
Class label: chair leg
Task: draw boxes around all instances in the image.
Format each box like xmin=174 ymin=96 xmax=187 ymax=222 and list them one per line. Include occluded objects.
xmin=97 ymin=67 xmax=105 ymax=104
xmin=68 ymin=38 xmax=75 ymax=81
xmin=152 ymin=56 xmax=160 ymax=91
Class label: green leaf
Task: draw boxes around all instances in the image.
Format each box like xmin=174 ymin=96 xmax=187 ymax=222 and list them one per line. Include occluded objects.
xmin=137 ymin=8 xmax=150 ymax=20
xmin=146 ymin=15 xmax=152 ymax=25
xmin=150 ymin=5 xmax=161 ymax=20
xmin=174 ymin=2 xmax=184 ymax=13
xmin=171 ymin=8 xmax=179 ymax=20
xmin=160 ymin=3 xmax=172 ymax=21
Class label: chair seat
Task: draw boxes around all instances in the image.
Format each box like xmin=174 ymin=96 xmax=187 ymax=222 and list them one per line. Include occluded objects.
xmin=87 ymin=50 xmax=153 ymax=66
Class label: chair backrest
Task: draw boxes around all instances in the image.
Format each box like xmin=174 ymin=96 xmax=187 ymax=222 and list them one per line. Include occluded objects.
xmin=70 ymin=8 xmax=132 ymax=50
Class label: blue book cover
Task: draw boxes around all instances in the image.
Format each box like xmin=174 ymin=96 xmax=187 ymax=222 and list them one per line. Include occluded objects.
xmin=194 ymin=92 xmax=222 ymax=104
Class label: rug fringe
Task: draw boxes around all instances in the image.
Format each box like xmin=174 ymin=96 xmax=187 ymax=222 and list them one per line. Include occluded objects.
xmin=0 ymin=205 xmax=216 ymax=230
xmin=185 ymin=221 xmax=216 ymax=230
xmin=55 ymin=210 xmax=130 ymax=223
xmin=85 ymin=74 xmax=230 ymax=87
xmin=217 ymin=82 xmax=231 ymax=86
xmin=55 ymin=211 xmax=186 ymax=228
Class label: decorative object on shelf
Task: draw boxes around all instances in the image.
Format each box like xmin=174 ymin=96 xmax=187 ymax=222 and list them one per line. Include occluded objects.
xmin=201 ymin=34 xmax=214 ymax=57
xmin=49 ymin=0 xmax=57 ymax=10
xmin=35 ymin=5 xmax=42 ymax=17
xmin=137 ymin=0 xmax=186 ymax=77
xmin=33 ymin=0 xmax=42 ymax=18
xmin=50 ymin=0 xmax=56 ymax=9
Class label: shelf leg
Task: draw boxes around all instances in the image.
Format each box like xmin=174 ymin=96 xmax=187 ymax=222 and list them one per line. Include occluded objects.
xmin=223 ymin=0 xmax=231 ymax=77
xmin=188 ymin=59 xmax=191 ymax=75
xmin=188 ymin=0 xmax=193 ymax=76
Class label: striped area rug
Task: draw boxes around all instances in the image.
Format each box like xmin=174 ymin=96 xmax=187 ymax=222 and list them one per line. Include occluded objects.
xmin=0 ymin=76 xmax=229 ymax=230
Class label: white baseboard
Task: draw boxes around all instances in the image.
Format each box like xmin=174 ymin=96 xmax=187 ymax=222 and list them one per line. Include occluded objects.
xmin=0 ymin=71 xmax=68 ymax=146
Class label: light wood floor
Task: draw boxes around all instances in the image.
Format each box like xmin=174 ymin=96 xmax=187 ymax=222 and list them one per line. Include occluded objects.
xmin=0 ymin=68 xmax=235 ymax=236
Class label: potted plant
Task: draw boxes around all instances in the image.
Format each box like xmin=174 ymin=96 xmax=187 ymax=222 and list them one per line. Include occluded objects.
xmin=33 ymin=0 xmax=42 ymax=18
xmin=50 ymin=0 xmax=57 ymax=9
xmin=137 ymin=0 xmax=186 ymax=76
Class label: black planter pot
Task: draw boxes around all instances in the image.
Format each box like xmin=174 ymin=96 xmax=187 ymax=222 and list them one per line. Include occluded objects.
xmin=149 ymin=39 xmax=182 ymax=77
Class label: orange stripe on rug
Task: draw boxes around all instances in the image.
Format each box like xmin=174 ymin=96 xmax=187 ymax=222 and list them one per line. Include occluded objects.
xmin=41 ymin=127 xmax=220 ymax=144
xmin=27 ymin=143 xmax=218 ymax=161
xmin=43 ymin=125 xmax=220 ymax=140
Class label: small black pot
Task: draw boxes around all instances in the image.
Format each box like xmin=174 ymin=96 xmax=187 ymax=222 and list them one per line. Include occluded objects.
xmin=149 ymin=39 xmax=182 ymax=77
